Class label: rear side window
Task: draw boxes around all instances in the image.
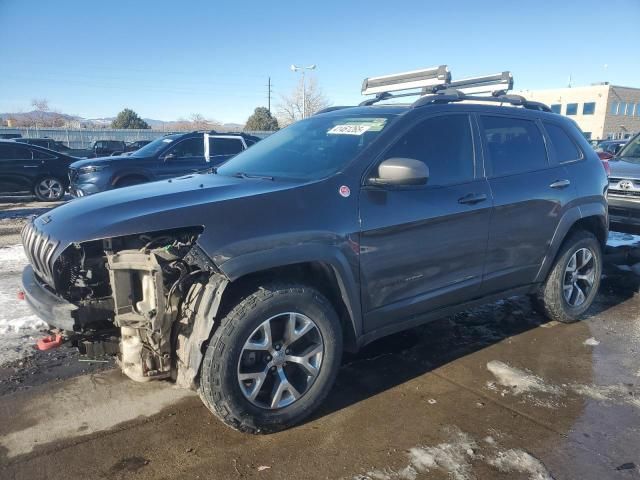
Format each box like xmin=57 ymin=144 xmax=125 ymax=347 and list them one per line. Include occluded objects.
xmin=384 ymin=114 xmax=474 ymax=186
xmin=543 ymin=123 xmax=582 ymax=163
xmin=31 ymin=149 xmax=56 ymax=159
xmin=211 ymin=138 xmax=244 ymax=156
xmin=480 ymin=116 xmax=547 ymax=176
xmin=0 ymin=144 xmax=32 ymax=160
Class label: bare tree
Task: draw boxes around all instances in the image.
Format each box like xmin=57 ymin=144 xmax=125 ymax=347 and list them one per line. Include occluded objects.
xmin=276 ymin=76 xmax=330 ymax=126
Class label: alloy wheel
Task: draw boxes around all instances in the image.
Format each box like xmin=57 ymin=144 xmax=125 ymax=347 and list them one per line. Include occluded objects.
xmin=237 ymin=312 xmax=324 ymax=409
xmin=563 ymin=247 xmax=596 ymax=307
xmin=37 ymin=178 xmax=63 ymax=200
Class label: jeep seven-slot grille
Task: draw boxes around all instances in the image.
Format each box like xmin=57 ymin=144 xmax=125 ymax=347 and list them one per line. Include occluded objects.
xmin=21 ymin=221 xmax=59 ymax=286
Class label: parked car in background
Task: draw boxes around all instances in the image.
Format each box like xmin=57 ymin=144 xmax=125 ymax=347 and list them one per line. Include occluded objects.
xmin=596 ymin=139 xmax=627 ymax=156
xmin=14 ymin=137 xmax=91 ymax=158
xmin=69 ymin=131 xmax=259 ymax=196
xmin=0 ymin=140 xmax=74 ymax=201
xmin=22 ymin=69 xmax=608 ymax=433
xmin=126 ymin=140 xmax=152 ymax=152
xmin=607 ymin=132 xmax=640 ymax=232
xmin=88 ymin=140 xmax=127 ymax=158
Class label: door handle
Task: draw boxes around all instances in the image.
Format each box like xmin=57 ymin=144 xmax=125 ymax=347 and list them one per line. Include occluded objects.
xmin=23 ymin=165 xmax=39 ymax=168
xmin=458 ymin=193 xmax=488 ymax=205
xmin=549 ymin=179 xmax=571 ymax=189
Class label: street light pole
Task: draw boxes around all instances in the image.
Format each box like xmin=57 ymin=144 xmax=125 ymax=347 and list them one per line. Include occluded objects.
xmin=290 ymin=64 xmax=316 ymax=119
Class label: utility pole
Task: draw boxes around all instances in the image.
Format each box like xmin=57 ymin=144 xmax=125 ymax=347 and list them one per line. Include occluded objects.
xmin=267 ymin=77 xmax=272 ymax=113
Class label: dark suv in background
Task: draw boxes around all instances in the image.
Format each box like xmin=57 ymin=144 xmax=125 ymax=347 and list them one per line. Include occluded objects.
xmin=21 ymin=68 xmax=607 ymax=434
xmin=0 ymin=140 xmax=75 ymax=200
xmin=69 ymin=131 xmax=259 ymax=196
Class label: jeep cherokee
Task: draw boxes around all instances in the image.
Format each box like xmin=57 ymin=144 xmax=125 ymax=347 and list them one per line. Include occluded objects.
xmin=20 ymin=68 xmax=608 ymax=433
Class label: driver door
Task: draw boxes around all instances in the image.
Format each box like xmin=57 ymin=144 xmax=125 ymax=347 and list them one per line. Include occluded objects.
xmin=158 ymin=137 xmax=207 ymax=179
xmin=359 ymin=113 xmax=492 ymax=332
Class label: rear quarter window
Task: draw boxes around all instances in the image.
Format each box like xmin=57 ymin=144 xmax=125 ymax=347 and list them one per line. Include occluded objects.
xmin=480 ymin=115 xmax=548 ymax=177
xmin=543 ymin=122 xmax=583 ymax=163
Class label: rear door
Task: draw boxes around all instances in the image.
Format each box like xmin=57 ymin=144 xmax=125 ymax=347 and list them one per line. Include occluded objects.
xmin=208 ymin=136 xmax=246 ymax=166
xmin=0 ymin=143 xmax=41 ymax=194
xmin=478 ymin=114 xmax=574 ymax=294
xmin=359 ymin=113 xmax=492 ymax=331
xmin=158 ymin=137 xmax=206 ymax=179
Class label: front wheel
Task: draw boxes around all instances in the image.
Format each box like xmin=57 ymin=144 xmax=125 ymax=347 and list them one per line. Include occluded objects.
xmin=199 ymin=284 xmax=343 ymax=433
xmin=535 ymin=230 xmax=602 ymax=323
xmin=34 ymin=177 xmax=65 ymax=201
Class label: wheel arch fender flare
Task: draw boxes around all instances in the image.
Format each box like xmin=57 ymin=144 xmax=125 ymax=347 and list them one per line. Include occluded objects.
xmin=218 ymin=244 xmax=363 ymax=345
xmin=110 ymin=168 xmax=152 ymax=186
xmin=535 ymin=202 xmax=608 ymax=283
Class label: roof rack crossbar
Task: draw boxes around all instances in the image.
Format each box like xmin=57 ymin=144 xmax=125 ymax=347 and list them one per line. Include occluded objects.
xmin=361 ymin=65 xmax=450 ymax=96
xmin=411 ymin=91 xmax=551 ymax=112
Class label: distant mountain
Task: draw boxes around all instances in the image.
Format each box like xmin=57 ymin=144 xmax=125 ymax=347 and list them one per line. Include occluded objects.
xmin=0 ymin=110 xmax=80 ymax=122
xmin=0 ymin=111 xmax=244 ymax=130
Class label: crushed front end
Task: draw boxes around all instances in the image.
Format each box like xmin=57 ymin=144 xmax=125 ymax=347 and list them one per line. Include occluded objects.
xmin=20 ymin=220 xmax=225 ymax=386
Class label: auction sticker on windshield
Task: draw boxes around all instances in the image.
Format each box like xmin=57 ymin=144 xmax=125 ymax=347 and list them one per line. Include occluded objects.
xmin=328 ymin=118 xmax=387 ymax=136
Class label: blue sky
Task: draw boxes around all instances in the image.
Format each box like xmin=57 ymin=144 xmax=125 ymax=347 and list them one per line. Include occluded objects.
xmin=1 ymin=0 xmax=638 ymax=123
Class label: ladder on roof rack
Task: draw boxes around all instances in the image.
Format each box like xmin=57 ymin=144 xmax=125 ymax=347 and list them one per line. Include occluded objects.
xmin=359 ymin=66 xmax=550 ymax=112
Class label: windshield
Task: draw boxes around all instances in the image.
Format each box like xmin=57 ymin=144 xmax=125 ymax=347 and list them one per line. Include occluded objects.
xmin=216 ymin=114 xmax=395 ymax=180
xmin=618 ymin=135 xmax=640 ymax=160
xmin=130 ymin=134 xmax=181 ymax=157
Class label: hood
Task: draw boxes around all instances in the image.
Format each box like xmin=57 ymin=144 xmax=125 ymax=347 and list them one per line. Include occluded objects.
xmin=33 ymin=173 xmax=300 ymax=250
xmin=609 ymin=157 xmax=640 ymax=180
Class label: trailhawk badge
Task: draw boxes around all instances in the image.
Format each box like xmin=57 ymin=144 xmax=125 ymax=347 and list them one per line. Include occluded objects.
xmin=339 ymin=185 xmax=351 ymax=198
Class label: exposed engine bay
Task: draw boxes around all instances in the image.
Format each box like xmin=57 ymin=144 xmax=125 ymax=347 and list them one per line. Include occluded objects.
xmin=49 ymin=228 xmax=226 ymax=387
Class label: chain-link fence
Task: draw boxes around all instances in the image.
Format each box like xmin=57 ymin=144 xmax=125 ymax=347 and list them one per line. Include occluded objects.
xmin=0 ymin=127 xmax=274 ymax=149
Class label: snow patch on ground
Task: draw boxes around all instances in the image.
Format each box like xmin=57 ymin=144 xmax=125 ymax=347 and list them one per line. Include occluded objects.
xmin=487 ymin=360 xmax=640 ymax=410
xmin=489 ymin=449 xmax=554 ymax=480
xmin=607 ymin=232 xmax=640 ymax=248
xmin=353 ymin=428 xmax=554 ymax=480
xmin=0 ymin=244 xmax=47 ymax=365
xmin=486 ymin=360 xmax=561 ymax=395
xmin=583 ymin=337 xmax=600 ymax=346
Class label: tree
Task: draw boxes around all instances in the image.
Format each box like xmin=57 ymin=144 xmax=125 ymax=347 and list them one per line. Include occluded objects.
xmin=276 ymin=76 xmax=330 ymax=126
xmin=244 ymin=107 xmax=278 ymax=131
xmin=111 ymin=108 xmax=150 ymax=129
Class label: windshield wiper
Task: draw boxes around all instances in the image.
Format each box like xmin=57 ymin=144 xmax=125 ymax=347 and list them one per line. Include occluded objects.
xmin=232 ymin=172 xmax=274 ymax=180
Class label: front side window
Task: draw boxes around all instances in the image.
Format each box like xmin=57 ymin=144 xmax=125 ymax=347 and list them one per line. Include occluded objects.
xmin=550 ymin=104 xmax=562 ymax=114
xmin=382 ymin=114 xmax=474 ymax=186
xmin=566 ymin=103 xmax=578 ymax=115
xmin=480 ymin=116 xmax=548 ymax=176
xmin=619 ymin=135 xmax=640 ymax=160
xmin=583 ymin=102 xmax=596 ymax=115
xmin=544 ymin=123 xmax=582 ymax=163
xmin=216 ymin=114 xmax=396 ymax=180
xmin=168 ymin=138 xmax=204 ymax=158
xmin=210 ymin=137 xmax=244 ymax=156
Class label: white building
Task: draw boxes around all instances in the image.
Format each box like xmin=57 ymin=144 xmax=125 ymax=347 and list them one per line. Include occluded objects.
xmin=516 ymin=83 xmax=640 ymax=141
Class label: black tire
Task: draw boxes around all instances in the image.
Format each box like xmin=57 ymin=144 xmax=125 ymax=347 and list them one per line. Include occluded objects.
xmin=33 ymin=176 xmax=65 ymax=202
xmin=535 ymin=230 xmax=602 ymax=323
xmin=115 ymin=176 xmax=145 ymax=188
xmin=199 ymin=283 xmax=343 ymax=434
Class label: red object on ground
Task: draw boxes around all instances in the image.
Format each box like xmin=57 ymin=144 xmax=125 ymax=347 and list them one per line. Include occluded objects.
xmin=36 ymin=334 xmax=63 ymax=351
xmin=17 ymin=290 xmax=25 ymax=300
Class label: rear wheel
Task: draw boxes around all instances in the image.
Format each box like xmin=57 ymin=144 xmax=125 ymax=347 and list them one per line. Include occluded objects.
xmin=34 ymin=177 xmax=65 ymax=201
xmin=199 ymin=283 xmax=343 ymax=433
xmin=535 ymin=230 xmax=602 ymax=323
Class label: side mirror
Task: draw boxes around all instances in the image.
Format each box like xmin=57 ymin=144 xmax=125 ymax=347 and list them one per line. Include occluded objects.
xmin=164 ymin=152 xmax=177 ymax=161
xmin=370 ymin=157 xmax=429 ymax=186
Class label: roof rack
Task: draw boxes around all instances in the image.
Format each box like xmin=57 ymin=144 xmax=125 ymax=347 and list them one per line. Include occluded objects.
xmin=358 ymin=66 xmax=549 ymax=112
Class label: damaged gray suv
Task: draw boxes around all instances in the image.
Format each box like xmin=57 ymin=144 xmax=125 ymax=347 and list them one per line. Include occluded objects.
xmin=21 ymin=68 xmax=608 ymax=433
